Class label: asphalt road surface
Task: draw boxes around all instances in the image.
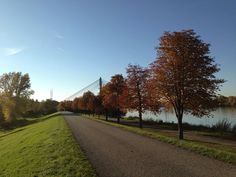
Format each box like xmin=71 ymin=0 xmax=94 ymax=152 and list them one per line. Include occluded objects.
xmin=64 ymin=114 xmax=236 ymax=177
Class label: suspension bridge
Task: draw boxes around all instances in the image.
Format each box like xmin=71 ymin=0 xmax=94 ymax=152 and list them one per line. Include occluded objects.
xmin=65 ymin=77 xmax=107 ymax=101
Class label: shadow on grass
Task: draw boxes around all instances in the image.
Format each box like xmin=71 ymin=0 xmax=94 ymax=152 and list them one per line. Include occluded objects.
xmin=0 ymin=119 xmax=35 ymax=130
xmin=0 ymin=112 xmax=61 ymax=131
xmin=95 ymin=116 xmax=236 ymax=141
xmin=201 ymin=132 xmax=236 ymax=141
xmin=0 ymin=128 xmax=25 ymax=139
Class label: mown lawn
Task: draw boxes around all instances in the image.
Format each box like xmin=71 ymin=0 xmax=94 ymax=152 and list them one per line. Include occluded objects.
xmin=0 ymin=113 xmax=96 ymax=177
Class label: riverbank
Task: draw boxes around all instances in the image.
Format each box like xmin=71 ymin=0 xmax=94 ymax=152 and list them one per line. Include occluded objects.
xmin=83 ymin=114 xmax=236 ymax=165
xmin=123 ymin=116 xmax=236 ymax=141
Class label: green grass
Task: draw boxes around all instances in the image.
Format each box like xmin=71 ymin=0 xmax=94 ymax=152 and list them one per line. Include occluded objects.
xmin=0 ymin=113 xmax=96 ymax=177
xmin=83 ymin=115 xmax=236 ymax=165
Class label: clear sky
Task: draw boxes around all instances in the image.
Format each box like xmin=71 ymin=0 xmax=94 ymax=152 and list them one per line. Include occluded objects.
xmin=0 ymin=0 xmax=236 ymax=101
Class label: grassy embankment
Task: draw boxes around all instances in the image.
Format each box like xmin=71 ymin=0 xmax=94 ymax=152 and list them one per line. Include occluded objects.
xmin=0 ymin=113 xmax=96 ymax=177
xmin=83 ymin=115 xmax=236 ymax=165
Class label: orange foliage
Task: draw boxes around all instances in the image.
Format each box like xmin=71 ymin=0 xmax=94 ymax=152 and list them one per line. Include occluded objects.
xmin=149 ymin=29 xmax=224 ymax=139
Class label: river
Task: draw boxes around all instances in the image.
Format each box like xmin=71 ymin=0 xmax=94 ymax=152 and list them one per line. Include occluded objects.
xmin=126 ymin=107 xmax=236 ymax=127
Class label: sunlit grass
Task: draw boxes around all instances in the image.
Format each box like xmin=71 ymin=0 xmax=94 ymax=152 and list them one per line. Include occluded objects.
xmin=0 ymin=113 xmax=96 ymax=177
xmin=84 ymin=115 xmax=236 ymax=165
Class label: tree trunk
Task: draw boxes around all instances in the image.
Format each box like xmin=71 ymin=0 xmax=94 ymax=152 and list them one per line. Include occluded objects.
xmin=177 ymin=115 xmax=184 ymax=139
xmin=105 ymin=112 xmax=108 ymax=121
xmin=139 ymin=110 xmax=143 ymax=128
xmin=137 ymin=87 xmax=142 ymax=128
xmin=117 ymin=108 xmax=120 ymax=124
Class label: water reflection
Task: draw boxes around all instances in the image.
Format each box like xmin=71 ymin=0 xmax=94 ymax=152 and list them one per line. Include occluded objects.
xmin=126 ymin=108 xmax=236 ymax=127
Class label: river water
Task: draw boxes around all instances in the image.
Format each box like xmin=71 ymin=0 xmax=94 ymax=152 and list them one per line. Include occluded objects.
xmin=126 ymin=108 xmax=236 ymax=127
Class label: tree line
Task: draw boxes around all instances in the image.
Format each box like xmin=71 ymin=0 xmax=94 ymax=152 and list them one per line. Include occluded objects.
xmin=0 ymin=72 xmax=59 ymax=124
xmin=60 ymin=29 xmax=225 ymax=139
xmin=217 ymin=96 xmax=236 ymax=107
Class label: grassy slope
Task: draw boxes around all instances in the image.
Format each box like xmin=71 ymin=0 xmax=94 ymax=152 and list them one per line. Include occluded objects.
xmin=83 ymin=115 xmax=236 ymax=165
xmin=0 ymin=113 xmax=96 ymax=177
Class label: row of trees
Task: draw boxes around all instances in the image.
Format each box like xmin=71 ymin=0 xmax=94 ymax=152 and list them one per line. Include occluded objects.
xmin=22 ymin=99 xmax=59 ymax=117
xmin=58 ymin=91 xmax=103 ymax=115
xmin=0 ymin=72 xmax=59 ymax=124
xmin=217 ymin=96 xmax=236 ymax=107
xmin=59 ymin=66 xmax=161 ymax=127
xmin=60 ymin=29 xmax=224 ymax=139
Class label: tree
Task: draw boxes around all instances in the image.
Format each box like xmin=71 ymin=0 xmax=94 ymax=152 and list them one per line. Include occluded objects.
xmin=100 ymin=83 xmax=113 ymax=121
xmin=23 ymin=99 xmax=41 ymax=117
xmin=0 ymin=72 xmax=33 ymax=97
xmin=72 ymin=98 xmax=80 ymax=112
xmin=228 ymin=96 xmax=236 ymax=107
xmin=40 ymin=99 xmax=59 ymax=115
xmin=82 ymin=91 xmax=95 ymax=114
xmin=0 ymin=104 xmax=3 ymax=122
xmin=0 ymin=97 xmax=16 ymax=122
xmin=125 ymin=64 xmax=149 ymax=128
xmin=0 ymin=72 xmax=34 ymax=122
xmin=150 ymin=29 xmax=224 ymax=139
xmin=58 ymin=100 xmax=73 ymax=112
xmin=87 ymin=92 xmax=97 ymax=115
xmin=93 ymin=95 xmax=103 ymax=116
xmin=101 ymin=74 xmax=126 ymax=123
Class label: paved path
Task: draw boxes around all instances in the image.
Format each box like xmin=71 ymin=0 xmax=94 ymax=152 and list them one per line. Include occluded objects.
xmin=64 ymin=114 xmax=236 ymax=177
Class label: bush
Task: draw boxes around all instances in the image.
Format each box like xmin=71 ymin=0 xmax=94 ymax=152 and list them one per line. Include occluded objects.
xmin=144 ymin=118 xmax=159 ymax=125
xmin=126 ymin=116 xmax=139 ymax=120
xmin=158 ymin=120 xmax=164 ymax=124
xmin=212 ymin=119 xmax=232 ymax=135
xmin=232 ymin=124 xmax=236 ymax=136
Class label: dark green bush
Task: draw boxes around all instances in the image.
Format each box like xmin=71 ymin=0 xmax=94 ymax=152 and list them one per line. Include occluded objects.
xmin=212 ymin=119 xmax=232 ymax=135
xmin=231 ymin=124 xmax=236 ymax=136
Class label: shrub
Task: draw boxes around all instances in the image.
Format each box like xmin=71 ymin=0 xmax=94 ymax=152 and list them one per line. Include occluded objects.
xmin=144 ymin=118 xmax=158 ymax=125
xmin=232 ymin=124 xmax=236 ymax=136
xmin=126 ymin=116 xmax=139 ymax=120
xmin=158 ymin=120 xmax=164 ymax=124
xmin=212 ymin=119 xmax=232 ymax=135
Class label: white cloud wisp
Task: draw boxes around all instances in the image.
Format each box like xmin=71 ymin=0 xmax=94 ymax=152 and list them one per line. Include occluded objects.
xmin=1 ymin=47 xmax=25 ymax=56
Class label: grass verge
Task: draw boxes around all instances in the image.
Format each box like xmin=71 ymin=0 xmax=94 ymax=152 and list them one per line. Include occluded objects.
xmin=0 ymin=113 xmax=96 ymax=177
xmin=83 ymin=115 xmax=236 ymax=165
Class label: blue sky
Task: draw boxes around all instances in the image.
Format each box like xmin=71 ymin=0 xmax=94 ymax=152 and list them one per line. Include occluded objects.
xmin=0 ymin=0 xmax=236 ymax=101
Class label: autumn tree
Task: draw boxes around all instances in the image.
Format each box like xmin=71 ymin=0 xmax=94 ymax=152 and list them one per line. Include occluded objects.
xmin=150 ymin=29 xmax=224 ymax=139
xmin=93 ymin=95 xmax=103 ymax=116
xmin=82 ymin=91 xmax=96 ymax=114
xmin=77 ymin=97 xmax=85 ymax=112
xmin=82 ymin=94 xmax=104 ymax=116
xmin=216 ymin=96 xmax=236 ymax=107
xmin=125 ymin=64 xmax=149 ymax=128
xmin=227 ymin=96 xmax=236 ymax=107
xmin=72 ymin=97 xmax=80 ymax=112
xmin=58 ymin=100 xmax=73 ymax=112
xmin=101 ymin=74 xmax=126 ymax=123
xmin=0 ymin=72 xmax=34 ymax=122
xmin=100 ymin=83 xmax=113 ymax=121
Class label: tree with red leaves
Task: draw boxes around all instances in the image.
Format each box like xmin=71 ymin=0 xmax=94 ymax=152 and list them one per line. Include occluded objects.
xmin=150 ymin=29 xmax=224 ymax=139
